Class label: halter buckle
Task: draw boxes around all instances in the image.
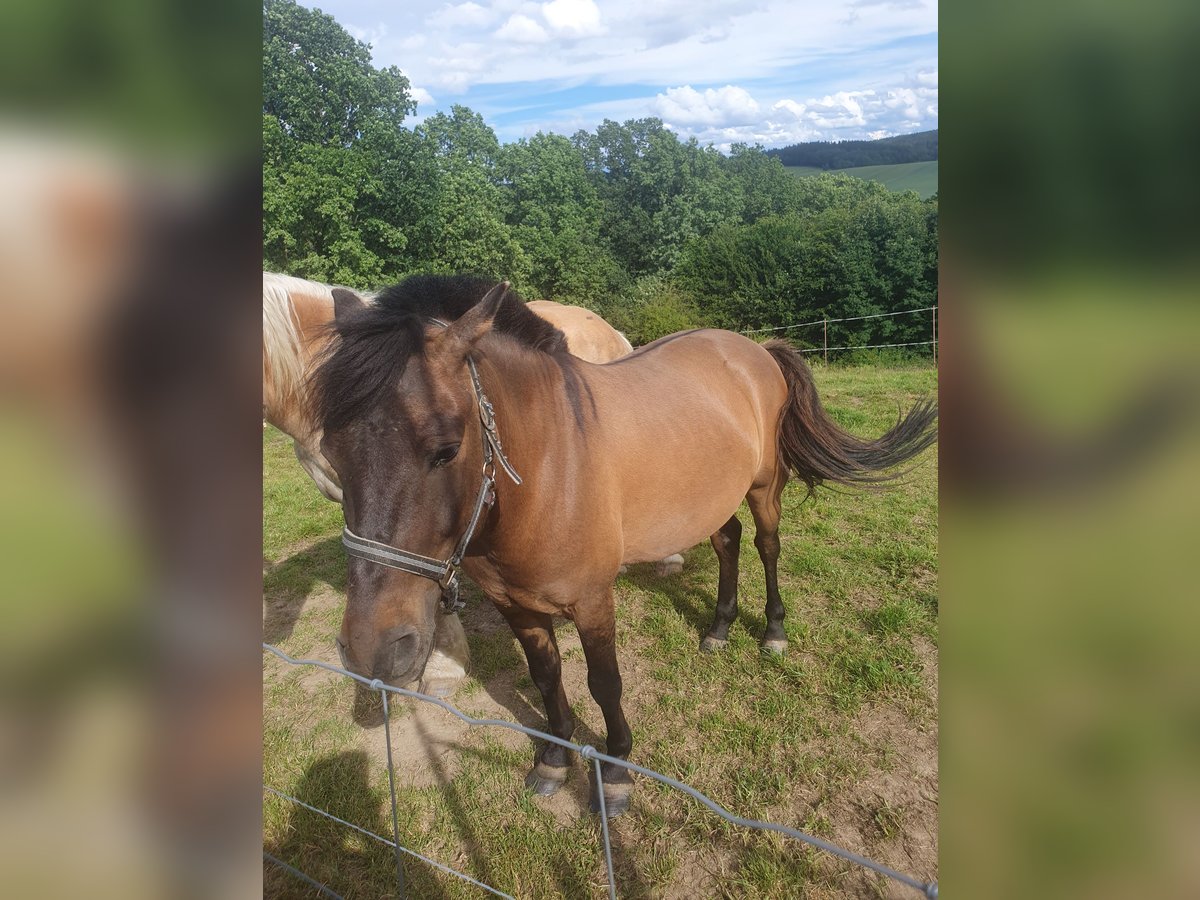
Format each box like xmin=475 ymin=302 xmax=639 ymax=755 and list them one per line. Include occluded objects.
xmin=439 ymin=570 xmax=464 ymax=614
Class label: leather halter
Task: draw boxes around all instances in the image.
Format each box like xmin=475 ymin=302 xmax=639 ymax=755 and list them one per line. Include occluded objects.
xmin=341 ymin=343 xmax=522 ymax=614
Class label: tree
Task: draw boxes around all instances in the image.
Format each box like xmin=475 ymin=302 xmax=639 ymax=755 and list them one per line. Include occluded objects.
xmin=262 ymin=0 xmax=414 ymax=147
xmin=675 ymin=177 xmax=938 ymax=346
xmin=498 ymin=132 xmax=619 ymax=302
xmin=573 ymin=119 xmax=740 ymax=277
xmin=413 ymin=108 xmax=532 ymax=288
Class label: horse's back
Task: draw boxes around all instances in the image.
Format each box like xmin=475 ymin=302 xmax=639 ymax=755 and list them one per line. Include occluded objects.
xmin=527 ymin=300 xmax=631 ymax=363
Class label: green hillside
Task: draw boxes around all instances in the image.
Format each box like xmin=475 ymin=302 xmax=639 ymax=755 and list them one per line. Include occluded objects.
xmin=786 ymin=160 xmax=939 ymax=199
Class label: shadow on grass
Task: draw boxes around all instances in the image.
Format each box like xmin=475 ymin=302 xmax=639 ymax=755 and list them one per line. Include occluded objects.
xmin=264 ymin=749 xmax=449 ymax=899
xmin=263 ymin=536 xmax=345 ymax=644
xmin=618 ymin=549 xmax=771 ymax=647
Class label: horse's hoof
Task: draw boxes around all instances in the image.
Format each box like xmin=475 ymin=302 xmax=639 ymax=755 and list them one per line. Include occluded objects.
xmin=590 ymin=781 xmax=633 ymax=817
xmin=760 ymin=639 xmax=788 ymax=656
xmin=700 ymin=635 xmax=728 ymax=653
xmin=655 ymin=554 xmax=685 ymax=577
xmin=524 ymin=763 xmax=569 ymax=797
xmin=418 ymin=650 xmax=467 ymax=698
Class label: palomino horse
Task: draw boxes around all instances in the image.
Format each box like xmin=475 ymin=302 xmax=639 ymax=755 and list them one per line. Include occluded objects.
xmin=526 ymin=299 xmax=633 ymax=362
xmin=263 ymin=273 xmax=345 ymax=502
xmin=312 ymin=276 xmax=937 ymax=815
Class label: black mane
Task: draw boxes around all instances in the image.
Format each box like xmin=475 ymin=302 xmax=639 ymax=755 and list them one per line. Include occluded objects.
xmin=310 ymin=275 xmax=568 ymax=433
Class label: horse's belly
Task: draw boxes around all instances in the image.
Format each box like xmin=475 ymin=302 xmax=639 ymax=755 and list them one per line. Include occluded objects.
xmin=618 ymin=446 xmax=761 ymax=564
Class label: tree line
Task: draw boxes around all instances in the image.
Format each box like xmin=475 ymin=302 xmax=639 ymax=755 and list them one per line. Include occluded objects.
xmin=263 ymin=0 xmax=938 ymax=353
xmin=767 ymin=130 xmax=938 ymax=171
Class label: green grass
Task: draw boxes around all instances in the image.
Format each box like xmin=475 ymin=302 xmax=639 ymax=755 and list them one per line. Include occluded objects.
xmin=263 ymin=363 xmax=938 ymax=898
xmin=785 ymin=161 xmax=939 ymax=198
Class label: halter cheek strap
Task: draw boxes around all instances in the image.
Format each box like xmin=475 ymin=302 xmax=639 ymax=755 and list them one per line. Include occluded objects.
xmin=341 ymin=353 xmax=522 ymax=614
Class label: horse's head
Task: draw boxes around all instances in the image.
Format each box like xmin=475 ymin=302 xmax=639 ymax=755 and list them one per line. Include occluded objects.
xmin=316 ymin=282 xmax=508 ymax=686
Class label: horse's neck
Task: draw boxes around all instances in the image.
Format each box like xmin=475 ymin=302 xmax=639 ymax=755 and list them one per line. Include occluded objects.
xmin=474 ymin=339 xmax=586 ymax=479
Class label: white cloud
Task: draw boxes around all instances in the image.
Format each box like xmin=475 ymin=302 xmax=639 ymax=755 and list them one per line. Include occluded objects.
xmin=427 ymin=2 xmax=497 ymax=29
xmin=307 ymin=0 xmax=937 ymax=145
xmin=496 ymin=14 xmax=550 ymax=43
xmin=345 ymin=22 xmax=388 ymax=48
xmin=652 ymin=85 xmax=761 ymax=127
xmin=411 ymin=86 xmax=436 ymax=107
xmin=772 ymin=99 xmax=806 ymax=120
xmin=427 ymin=41 xmax=490 ymax=93
xmin=541 ymin=0 xmax=603 ymax=37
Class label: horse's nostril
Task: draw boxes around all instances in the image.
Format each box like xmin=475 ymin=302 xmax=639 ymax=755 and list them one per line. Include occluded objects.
xmin=389 ymin=629 xmax=421 ymax=674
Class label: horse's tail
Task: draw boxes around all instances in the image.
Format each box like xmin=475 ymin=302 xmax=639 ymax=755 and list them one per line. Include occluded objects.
xmin=762 ymin=338 xmax=938 ymax=493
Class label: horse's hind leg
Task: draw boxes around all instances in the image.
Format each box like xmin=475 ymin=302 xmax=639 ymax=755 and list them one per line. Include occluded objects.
xmin=500 ymin=607 xmax=576 ymax=796
xmin=701 ymin=514 xmax=743 ymax=652
xmin=747 ymin=480 xmax=788 ymax=655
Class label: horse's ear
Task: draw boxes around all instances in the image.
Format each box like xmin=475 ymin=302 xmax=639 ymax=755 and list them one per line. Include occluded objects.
xmin=445 ymin=281 xmax=509 ymax=350
xmin=331 ymin=288 xmax=367 ymax=328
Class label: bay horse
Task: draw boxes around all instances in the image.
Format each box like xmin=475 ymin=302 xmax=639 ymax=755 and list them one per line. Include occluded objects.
xmin=263 ymin=273 xmax=673 ymax=694
xmin=263 ymin=275 xmax=639 ymax=503
xmin=312 ymin=276 xmax=937 ymax=815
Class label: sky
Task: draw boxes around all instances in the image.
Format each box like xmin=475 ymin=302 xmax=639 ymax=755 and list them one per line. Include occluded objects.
xmin=298 ymin=0 xmax=937 ymax=151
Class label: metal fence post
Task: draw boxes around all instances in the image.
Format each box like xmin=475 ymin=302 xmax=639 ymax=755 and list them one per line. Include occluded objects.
xmin=823 ymin=318 xmax=828 ymax=365
xmin=932 ymin=306 xmax=937 ymax=365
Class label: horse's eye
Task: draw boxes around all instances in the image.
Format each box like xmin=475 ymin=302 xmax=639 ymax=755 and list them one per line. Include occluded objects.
xmin=431 ymin=443 xmax=461 ymax=468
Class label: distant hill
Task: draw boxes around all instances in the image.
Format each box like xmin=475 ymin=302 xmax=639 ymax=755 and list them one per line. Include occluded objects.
xmin=785 ymin=160 xmax=938 ymax=199
xmin=769 ymin=130 xmax=937 ymax=170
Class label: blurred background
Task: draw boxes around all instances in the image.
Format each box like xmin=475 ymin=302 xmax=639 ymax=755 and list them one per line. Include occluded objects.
xmin=943 ymin=1 xmax=1200 ymax=897
xmin=0 ymin=0 xmax=1197 ymax=897
xmin=0 ymin=1 xmax=261 ymax=897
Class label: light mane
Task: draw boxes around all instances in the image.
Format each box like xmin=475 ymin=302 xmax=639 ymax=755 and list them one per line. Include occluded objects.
xmin=263 ymin=272 xmax=376 ymax=411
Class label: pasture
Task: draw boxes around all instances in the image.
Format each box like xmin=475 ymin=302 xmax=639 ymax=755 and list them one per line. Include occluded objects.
xmin=263 ymin=362 xmax=938 ymax=898
xmin=785 ymin=162 xmax=939 ymax=199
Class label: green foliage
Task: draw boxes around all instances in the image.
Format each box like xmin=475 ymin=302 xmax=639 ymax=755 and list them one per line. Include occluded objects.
xmin=600 ymin=276 xmax=705 ymax=346
xmin=497 ymin=132 xmax=619 ymax=300
xmin=676 ymin=180 xmax=938 ymax=346
xmin=263 ymin=0 xmax=413 ymax=147
xmin=770 ymin=129 xmax=938 ymax=169
xmin=261 ymin=1 xmax=939 ymax=350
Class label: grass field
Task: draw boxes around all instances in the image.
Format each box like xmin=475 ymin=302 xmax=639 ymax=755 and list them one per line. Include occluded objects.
xmin=263 ymin=363 xmax=939 ymax=898
xmin=784 ymin=162 xmax=939 ymax=199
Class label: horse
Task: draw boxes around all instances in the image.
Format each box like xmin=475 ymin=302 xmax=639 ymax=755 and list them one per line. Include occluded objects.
xmin=263 ymin=273 xmax=346 ymax=502
xmin=526 ymin=299 xmax=633 ymax=362
xmin=311 ymin=275 xmax=938 ymax=815
xmin=262 ymin=273 xmax=677 ymax=695
xmin=264 ymin=275 xmax=638 ymax=503
xmin=263 ymin=273 xmax=684 ymax=575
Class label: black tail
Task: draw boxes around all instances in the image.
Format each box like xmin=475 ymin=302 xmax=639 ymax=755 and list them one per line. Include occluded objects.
xmin=762 ymin=339 xmax=938 ymax=493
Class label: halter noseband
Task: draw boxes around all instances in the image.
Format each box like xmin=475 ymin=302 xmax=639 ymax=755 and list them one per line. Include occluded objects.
xmin=341 ymin=345 xmax=522 ymax=614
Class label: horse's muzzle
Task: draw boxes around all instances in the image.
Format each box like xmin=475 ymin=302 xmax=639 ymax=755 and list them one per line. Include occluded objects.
xmin=373 ymin=624 xmax=429 ymax=686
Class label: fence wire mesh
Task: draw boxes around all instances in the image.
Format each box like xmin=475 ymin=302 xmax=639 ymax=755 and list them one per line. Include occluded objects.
xmin=263 ymin=643 xmax=938 ymax=899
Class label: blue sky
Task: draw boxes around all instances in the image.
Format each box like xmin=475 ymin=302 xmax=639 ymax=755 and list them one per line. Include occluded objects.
xmin=299 ymin=0 xmax=937 ymax=150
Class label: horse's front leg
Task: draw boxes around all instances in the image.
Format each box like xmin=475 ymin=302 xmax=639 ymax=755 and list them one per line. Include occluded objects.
xmin=499 ymin=606 xmax=576 ymax=796
xmin=574 ymin=590 xmax=634 ymax=817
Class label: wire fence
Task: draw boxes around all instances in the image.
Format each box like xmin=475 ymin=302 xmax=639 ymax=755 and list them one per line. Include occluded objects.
xmin=742 ymin=305 xmax=938 ymax=364
xmin=263 ymin=643 xmax=939 ymax=900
